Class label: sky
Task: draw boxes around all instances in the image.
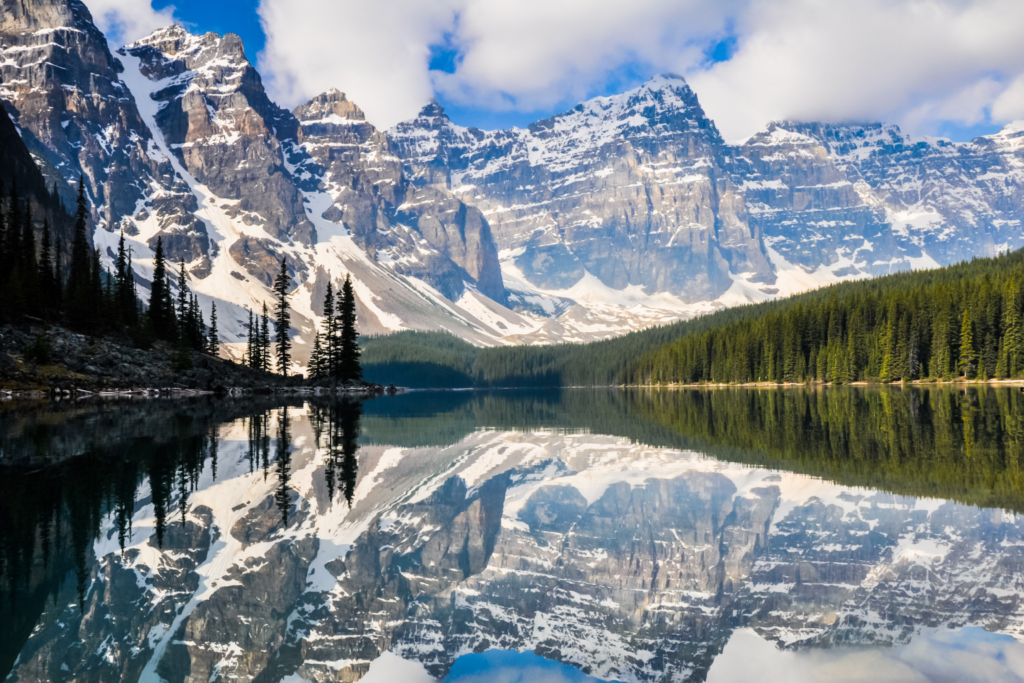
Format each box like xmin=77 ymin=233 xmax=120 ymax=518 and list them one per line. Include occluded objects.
xmin=85 ymin=0 xmax=1024 ymax=142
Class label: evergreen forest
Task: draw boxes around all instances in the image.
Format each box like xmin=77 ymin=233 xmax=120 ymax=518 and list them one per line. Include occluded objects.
xmin=363 ymin=249 xmax=1024 ymax=387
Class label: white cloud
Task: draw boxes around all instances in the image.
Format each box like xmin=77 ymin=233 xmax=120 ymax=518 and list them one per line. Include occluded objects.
xmin=87 ymin=0 xmax=177 ymax=47
xmin=256 ymin=0 xmax=1024 ymax=137
xmin=256 ymin=0 xmax=735 ymax=129
xmin=257 ymin=0 xmax=461 ymax=130
xmin=689 ymin=0 xmax=1024 ymax=139
xmin=707 ymin=627 xmax=1024 ymax=683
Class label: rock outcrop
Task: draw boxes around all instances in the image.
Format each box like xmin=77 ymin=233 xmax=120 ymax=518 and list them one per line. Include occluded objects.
xmin=391 ymin=76 xmax=773 ymax=303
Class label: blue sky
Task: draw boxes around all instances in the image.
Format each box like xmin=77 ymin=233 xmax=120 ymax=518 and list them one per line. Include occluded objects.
xmin=98 ymin=0 xmax=1023 ymax=140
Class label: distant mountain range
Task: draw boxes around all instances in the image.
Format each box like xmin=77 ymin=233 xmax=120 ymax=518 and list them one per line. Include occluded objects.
xmin=3 ymin=0 xmax=1024 ymax=369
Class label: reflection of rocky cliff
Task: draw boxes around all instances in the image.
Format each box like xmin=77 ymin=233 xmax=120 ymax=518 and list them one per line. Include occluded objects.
xmin=8 ymin=406 xmax=1024 ymax=683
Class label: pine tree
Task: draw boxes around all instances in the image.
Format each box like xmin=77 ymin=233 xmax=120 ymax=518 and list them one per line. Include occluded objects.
xmin=338 ymin=274 xmax=362 ymax=382
xmin=207 ymin=301 xmax=218 ymax=356
xmin=176 ymin=260 xmax=189 ymax=334
xmin=38 ymin=217 xmax=55 ymax=317
xmin=114 ymin=229 xmax=136 ymax=326
xmin=149 ymin=237 xmax=175 ymax=340
xmin=1004 ymin=278 xmax=1022 ymax=377
xmin=273 ymin=258 xmax=292 ymax=375
xmin=20 ymin=200 xmax=37 ymax=312
xmin=66 ymin=176 xmax=92 ymax=329
xmin=260 ymin=303 xmax=271 ymax=372
xmin=92 ymin=249 xmax=105 ymax=331
xmin=880 ymin=317 xmax=895 ymax=382
xmin=958 ymin=309 xmax=977 ymax=379
xmin=323 ymin=280 xmax=336 ymax=377
xmin=893 ymin=315 xmax=910 ymax=382
xmin=246 ymin=308 xmax=256 ymax=368
xmin=309 ymin=330 xmax=323 ymax=379
xmin=996 ymin=338 xmax=1008 ymax=379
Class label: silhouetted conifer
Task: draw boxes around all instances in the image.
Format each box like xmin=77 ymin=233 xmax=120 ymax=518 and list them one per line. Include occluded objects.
xmin=273 ymin=259 xmax=292 ymax=375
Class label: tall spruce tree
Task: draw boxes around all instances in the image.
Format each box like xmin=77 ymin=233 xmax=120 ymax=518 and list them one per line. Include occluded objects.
xmin=114 ymin=229 xmax=137 ymax=326
xmin=20 ymin=201 xmax=37 ymax=312
xmin=38 ymin=217 xmax=55 ymax=317
xmin=207 ymin=301 xmax=218 ymax=355
xmin=273 ymin=258 xmax=292 ymax=375
xmin=958 ymin=309 xmax=977 ymax=378
xmin=260 ymin=303 xmax=271 ymax=372
xmin=309 ymin=331 xmax=323 ymax=379
xmin=149 ymin=237 xmax=175 ymax=340
xmin=1004 ymin=278 xmax=1022 ymax=377
xmin=176 ymin=261 xmax=190 ymax=331
xmin=66 ymin=177 xmax=93 ymax=329
xmin=323 ymin=280 xmax=336 ymax=377
xmin=246 ymin=308 xmax=256 ymax=368
xmin=338 ymin=274 xmax=362 ymax=382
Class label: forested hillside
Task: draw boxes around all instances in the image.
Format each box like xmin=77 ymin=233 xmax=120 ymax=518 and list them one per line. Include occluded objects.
xmin=625 ymin=249 xmax=1024 ymax=384
xmin=365 ymin=249 xmax=1024 ymax=387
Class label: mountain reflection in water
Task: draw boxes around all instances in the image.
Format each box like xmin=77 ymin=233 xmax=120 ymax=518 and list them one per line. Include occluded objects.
xmin=1 ymin=387 xmax=1023 ymax=683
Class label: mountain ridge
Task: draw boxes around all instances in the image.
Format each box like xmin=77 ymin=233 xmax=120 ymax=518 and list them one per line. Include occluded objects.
xmin=3 ymin=1 xmax=1024 ymax=369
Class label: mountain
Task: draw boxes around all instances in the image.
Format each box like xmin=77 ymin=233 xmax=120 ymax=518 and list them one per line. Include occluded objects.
xmin=0 ymin=103 xmax=74 ymax=252
xmin=4 ymin=0 xmax=1024 ymax=369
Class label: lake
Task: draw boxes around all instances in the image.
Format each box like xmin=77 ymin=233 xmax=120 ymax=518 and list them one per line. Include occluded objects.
xmin=2 ymin=386 xmax=1024 ymax=683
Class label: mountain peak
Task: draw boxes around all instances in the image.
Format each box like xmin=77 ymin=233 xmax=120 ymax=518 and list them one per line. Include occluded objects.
xmin=293 ymin=89 xmax=366 ymax=123
xmin=644 ymin=73 xmax=688 ymax=88
xmin=417 ymin=99 xmax=449 ymax=121
xmin=127 ymin=24 xmax=249 ymax=63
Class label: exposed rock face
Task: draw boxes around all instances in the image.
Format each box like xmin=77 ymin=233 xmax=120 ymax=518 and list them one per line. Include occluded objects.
xmin=122 ymin=26 xmax=314 ymax=247
xmin=390 ymin=78 xmax=1024 ymax=307
xmin=390 ymin=76 xmax=772 ymax=302
xmin=8 ymin=0 xmax=1024 ymax=352
xmin=287 ymin=88 xmax=506 ymax=302
xmin=0 ymin=0 xmax=197 ymax=247
xmin=777 ymin=121 xmax=1024 ymax=265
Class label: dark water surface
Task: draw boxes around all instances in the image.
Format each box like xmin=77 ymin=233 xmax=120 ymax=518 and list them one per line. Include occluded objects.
xmin=2 ymin=387 xmax=1024 ymax=682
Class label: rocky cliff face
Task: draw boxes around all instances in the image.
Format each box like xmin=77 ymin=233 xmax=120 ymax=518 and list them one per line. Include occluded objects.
xmin=778 ymin=120 xmax=1024 ymax=265
xmin=0 ymin=0 xmax=196 ymax=243
xmin=287 ymin=88 xmax=506 ymax=303
xmin=391 ymin=76 xmax=773 ymax=303
xmin=2 ymin=1 xmax=522 ymax=366
xmin=6 ymin=0 xmax=1024 ymax=356
xmin=123 ymin=25 xmax=314 ymax=255
xmin=390 ymin=79 xmax=1024 ymax=314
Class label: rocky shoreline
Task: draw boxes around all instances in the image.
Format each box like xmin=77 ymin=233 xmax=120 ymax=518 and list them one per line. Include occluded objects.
xmin=0 ymin=324 xmax=397 ymax=401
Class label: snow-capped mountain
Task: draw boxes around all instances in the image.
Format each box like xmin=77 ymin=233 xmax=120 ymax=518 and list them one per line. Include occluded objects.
xmin=4 ymin=0 xmax=1024 ymax=364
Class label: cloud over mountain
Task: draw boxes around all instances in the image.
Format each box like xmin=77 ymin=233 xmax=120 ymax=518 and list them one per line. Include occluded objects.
xmin=253 ymin=0 xmax=1024 ymax=139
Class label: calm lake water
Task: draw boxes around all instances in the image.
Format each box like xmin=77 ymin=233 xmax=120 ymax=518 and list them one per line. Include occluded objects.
xmin=2 ymin=387 xmax=1024 ymax=683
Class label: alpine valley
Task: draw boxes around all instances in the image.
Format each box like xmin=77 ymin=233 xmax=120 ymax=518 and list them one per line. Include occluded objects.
xmin=4 ymin=0 xmax=1024 ymax=370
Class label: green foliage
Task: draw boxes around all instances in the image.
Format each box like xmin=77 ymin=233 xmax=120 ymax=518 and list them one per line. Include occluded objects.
xmin=363 ymin=249 xmax=1024 ymax=388
xmin=338 ymin=274 xmax=361 ymax=383
xmin=273 ymin=258 xmax=292 ymax=375
xmin=148 ymin=237 xmax=175 ymax=341
xmin=626 ymin=252 xmax=1024 ymax=385
xmin=207 ymin=301 xmax=219 ymax=356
